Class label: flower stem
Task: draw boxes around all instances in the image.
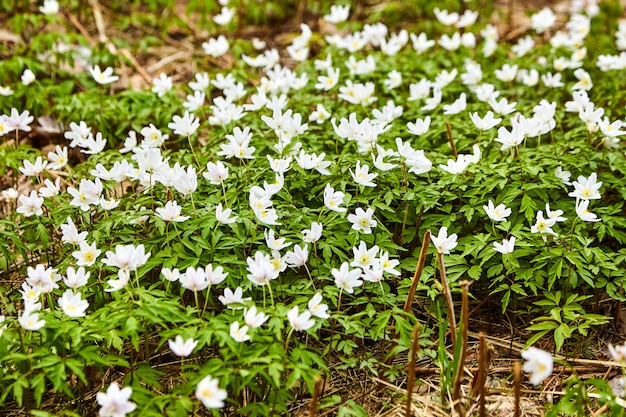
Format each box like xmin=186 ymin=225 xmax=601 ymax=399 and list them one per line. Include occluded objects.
xmin=267 ymin=282 xmax=275 ymax=308
xmin=336 ymin=288 xmax=343 ymax=315
xmin=304 ymin=263 xmax=316 ymax=290
xmin=187 ymin=135 xmax=200 ymax=167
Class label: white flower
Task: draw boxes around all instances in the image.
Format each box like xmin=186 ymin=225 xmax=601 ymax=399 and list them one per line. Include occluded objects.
xmin=218 ymin=287 xmax=250 ymax=307
xmin=302 ymin=222 xmax=323 ymax=243
xmin=315 ymin=67 xmax=340 ymax=91
xmin=105 ymin=270 xmax=131 ymax=292
xmin=156 ymin=200 xmax=189 ymax=222
xmin=161 ymin=268 xmax=181 ymax=282
xmin=494 ymin=237 xmax=516 ymax=254
xmin=308 ymin=293 xmax=330 ymax=319
xmin=26 ymin=264 xmax=57 ymax=293
xmin=244 ymin=305 xmax=268 ymax=328
xmin=17 ymin=191 xmax=44 ymax=217
xmin=168 ymin=111 xmax=200 ymax=137
xmin=196 ymin=376 xmax=227 ymax=409
xmin=168 ymin=335 xmax=198 ymax=357
xmin=180 ymin=267 xmax=209 ymax=292
xmin=495 ymin=123 xmax=525 ymax=150
xmin=189 ymin=72 xmax=210 ymax=91
xmin=21 ymin=69 xmax=36 ymax=85
xmin=568 ymin=173 xmax=602 ymax=201
xmin=204 ymin=264 xmax=227 ymax=285
xmin=521 ymin=347 xmax=553 ymax=386
xmin=379 ymin=251 xmax=400 ymax=276
xmin=309 ymin=104 xmax=331 ymax=124
xmin=431 ymin=227 xmax=458 ymax=254
xmin=348 ymin=207 xmax=377 ymax=234
xmin=19 ymin=156 xmax=48 ymax=176
xmin=215 ymin=203 xmax=237 ymax=224
xmin=332 ymin=262 xmax=363 ymax=294
xmin=64 ymin=266 xmax=90 ymax=289
xmin=285 ymin=244 xmax=309 ymax=267
xmin=410 ymin=32 xmax=435 ymax=54
xmin=545 ymin=203 xmax=567 ymax=223
xmin=469 ymin=111 xmax=501 ymax=130
xmin=531 ymin=211 xmax=557 ymax=236
xmin=439 ymin=154 xmax=471 ymax=175
xmin=18 ymin=310 xmax=45 ymax=331
xmin=609 ymin=342 xmax=626 ymax=363
xmin=103 ymin=244 xmax=150 ymax=272
xmin=152 ymin=73 xmax=173 ymax=97
xmin=202 ymin=35 xmax=230 ymax=57
xmin=230 ymin=321 xmax=250 ymax=342
xmin=96 ymin=383 xmax=136 ymax=417
xmin=213 ymin=7 xmax=235 ymax=26
xmin=575 ymin=199 xmax=600 ymax=222
xmin=434 ymin=8 xmax=459 ymax=26
xmin=287 ymin=306 xmax=315 ymax=331
xmin=81 ymin=132 xmax=107 ymax=155
xmin=324 ymin=4 xmax=350 ymax=23
xmin=72 ymin=241 xmax=101 ymax=266
xmin=483 ymin=200 xmax=512 ymax=222
xmin=40 ymin=0 xmax=59 ymax=14
xmin=47 ymin=145 xmax=68 ymax=170
xmin=457 ymin=9 xmax=478 ymax=27
xmin=350 ymin=241 xmax=379 ymax=269
xmin=58 ymin=290 xmax=89 ymax=318
xmin=407 ymin=116 xmax=431 ymax=136
xmin=384 ymin=70 xmax=402 ymax=90
xmin=324 ymin=184 xmax=346 ymax=212
xmin=1 ymin=187 xmax=18 ymax=202
xmin=264 ymin=229 xmax=291 ymax=251
xmin=0 ymin=85 xmax=13 ymax=96
xmin=204 ymin=161 xmax=229 ymax=185
xmin=61 ymin=217 xmax=87 ymax=245
xmin=443 ymin=93 xmax=467 ymax=115
xmin=39 ymin=177 xmax=61 ymax=198
xmin=350 ymin=161 xmax=377 ymax=187
xmin=89 ymin=65 xmax=119 ymax=85
xmin=531 ymin=7 xmax=556 ymax=34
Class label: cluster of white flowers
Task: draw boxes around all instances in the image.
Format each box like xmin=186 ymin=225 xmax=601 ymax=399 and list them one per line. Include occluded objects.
xmin=2 ymin=0 xmax=626 ymax=412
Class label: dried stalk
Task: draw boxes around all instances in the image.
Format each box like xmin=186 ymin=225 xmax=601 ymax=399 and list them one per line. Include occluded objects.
xmin=309 ymin=375 xmax=323 ymax=417
xmin=402 ymin=230 xmax=431 ymax=314
xmin=445 ymin=121 xmax=458 ymax=159
xmin=405 ymin=322 xmax=421 ymax=417
xmin=513 ymin=362 xmax=522 ymax=417
xmin=437 ymin=251 xmax=457 ymax=346
xmin=470 ymin=332 xmax=491 ymax=417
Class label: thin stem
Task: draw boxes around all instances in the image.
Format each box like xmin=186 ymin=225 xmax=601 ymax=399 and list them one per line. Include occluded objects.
xmin=304 ymin=263 xmax=316 ymax=290
xmin=187 ymin=135 xmax=201 ymax=167
xmin=221 ymin=182 xmax=227 ymax=205
xmin=194 ymin=290 xmax=200 ymax=317
xmin=568 ymin=216 xmax=579 ymax=252
xmin=201 ymin=283 xmax=212 ymax=317
xmin=17 ymin=328 xmax=33 ymax=412
xmin=189 ymin=193 xmax=197 ymax=217
xmin=267 ymin=282 xmax=275 ymax=308
xmin=284 ymin=327 xmax=295 ymax=351
xmin=336 ymin=288 xmax=343 ymax=315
